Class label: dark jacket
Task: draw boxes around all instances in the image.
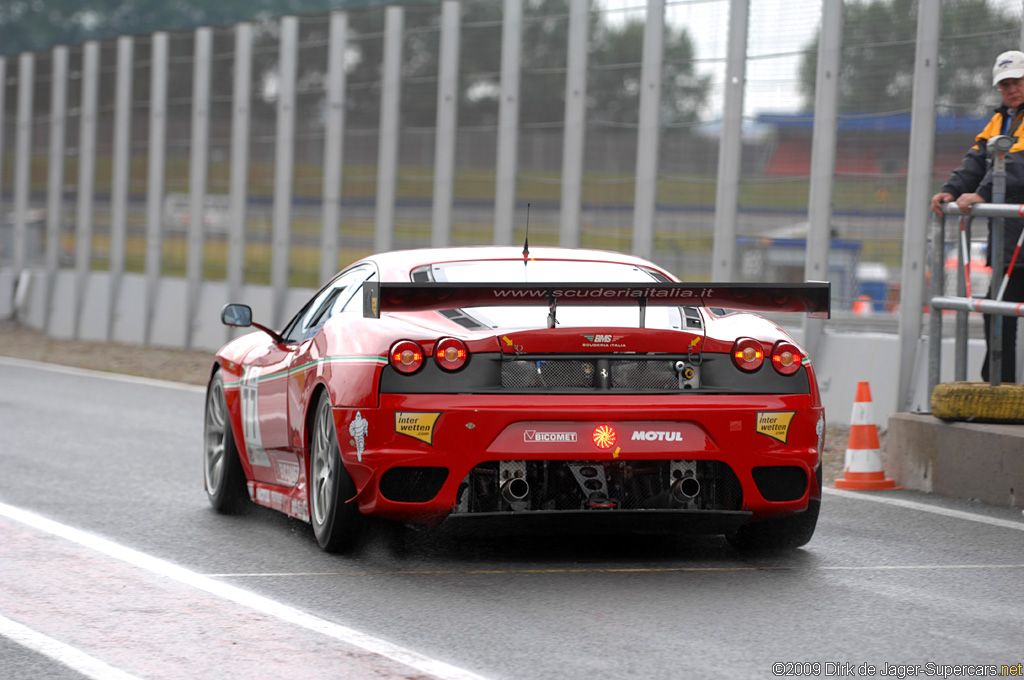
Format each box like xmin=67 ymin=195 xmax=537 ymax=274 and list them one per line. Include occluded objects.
xmin=942 ymin=104 xmax=1024 ymax=269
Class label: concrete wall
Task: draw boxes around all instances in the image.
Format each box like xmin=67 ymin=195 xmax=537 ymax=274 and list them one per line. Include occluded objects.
xmin=888 ymin=413 xmax=1024 ymax=508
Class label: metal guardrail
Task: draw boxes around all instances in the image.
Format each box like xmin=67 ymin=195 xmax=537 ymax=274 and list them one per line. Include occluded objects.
xmin=929 ymin=135 xmax=1022 ymax=394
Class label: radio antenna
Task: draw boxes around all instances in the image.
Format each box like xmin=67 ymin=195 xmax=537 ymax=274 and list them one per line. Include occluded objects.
xmin=522 ymin=203 xmax=531 ymax=265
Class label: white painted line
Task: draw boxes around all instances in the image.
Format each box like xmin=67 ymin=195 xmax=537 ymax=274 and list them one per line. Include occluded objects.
xmin=0 ymin=613 xmax=146 ymax=680
xmin=820 ymin=564 xmax=1024 ymax=571
xmin=208 ymin=564 xmax=1024 ymax=577
xmin=0 ymin=502 xmax=489 ymax=680
xmin=0 ymin=356 xmax=205 ymax=393
xmin=824 ymin=487 xmax=1024 ymax=531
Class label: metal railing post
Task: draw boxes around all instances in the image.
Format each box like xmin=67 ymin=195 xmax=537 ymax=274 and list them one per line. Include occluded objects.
xmin=928 ymin=213 xmax=944 ymax=397
xmin=987 ymin=135 xmax=1011 ymax=386
xmin=954 ymin=216 xmax=971 ymax=381
xmin=937 ymin=196 xmax=1024 ymax=394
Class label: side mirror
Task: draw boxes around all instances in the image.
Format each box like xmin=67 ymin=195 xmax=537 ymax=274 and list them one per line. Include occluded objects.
xmin=221 ymin=303 xmax=252 ymax=328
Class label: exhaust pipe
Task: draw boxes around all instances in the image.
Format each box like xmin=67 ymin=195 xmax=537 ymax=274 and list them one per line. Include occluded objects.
xmin=671 ymin=476 xmax=701 ymax=502
xmin=501 ymin=477 xmax=530 ymax=503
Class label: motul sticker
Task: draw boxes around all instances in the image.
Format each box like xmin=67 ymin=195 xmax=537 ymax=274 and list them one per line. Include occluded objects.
xmin=630 ymin=431 xmax=683 ymax=442
xmin=756 ymin=411 xmax=796 ymax=443
xmin=525 ymin=430 xmax=577 ymax=443
xmin=395 ymin=412 xmax=441 ymax=445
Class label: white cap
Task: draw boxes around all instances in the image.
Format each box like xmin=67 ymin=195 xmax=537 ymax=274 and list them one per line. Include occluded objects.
xmin=993 ymin=50 xmax=1024 ymax=85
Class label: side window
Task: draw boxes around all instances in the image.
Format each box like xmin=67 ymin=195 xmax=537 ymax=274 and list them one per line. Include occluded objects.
xmin=301 ymin=288 xmax=344 ymax=339
xmin=336 ymin=270 xmax=377 ymax=315
xmin=279 ymin=265 xmax=378 ymax=342
xmin=281 ymin=271 xmax=355 ymax=343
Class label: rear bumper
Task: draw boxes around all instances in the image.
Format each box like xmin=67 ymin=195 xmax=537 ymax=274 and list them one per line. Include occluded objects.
xmin=442 ymin=509 xmax=754 ymax=537
xmin=335 ymin=393 xmax=823 ymax=529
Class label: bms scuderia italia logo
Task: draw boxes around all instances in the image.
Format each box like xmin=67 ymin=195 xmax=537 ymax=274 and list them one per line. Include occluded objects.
xmin=581 ymin=334 xmax=625 ymax=348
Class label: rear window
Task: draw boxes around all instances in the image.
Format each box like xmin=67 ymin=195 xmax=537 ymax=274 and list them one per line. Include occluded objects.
xmin=423 ymin=259 xmax=684 ymax=331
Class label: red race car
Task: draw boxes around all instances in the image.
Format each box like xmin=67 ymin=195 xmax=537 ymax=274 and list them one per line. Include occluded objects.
xmin=203 ymin=246 xmax=830 ymax=552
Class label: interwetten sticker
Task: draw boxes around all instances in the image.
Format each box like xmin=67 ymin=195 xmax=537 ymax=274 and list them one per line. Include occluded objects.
xmin=755 ymin=411 xmax=796 ymax=443
xmin=395 ymin=412 xmax=441 ymax=445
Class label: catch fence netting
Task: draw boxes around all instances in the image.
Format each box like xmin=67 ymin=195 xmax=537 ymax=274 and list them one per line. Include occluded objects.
xmin=1 ymin=0 xmax=1023 ymax=313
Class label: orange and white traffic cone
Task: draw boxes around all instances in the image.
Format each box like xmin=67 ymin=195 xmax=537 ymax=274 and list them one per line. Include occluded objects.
xmin=833 ymin=381 xmax=900 ymax=490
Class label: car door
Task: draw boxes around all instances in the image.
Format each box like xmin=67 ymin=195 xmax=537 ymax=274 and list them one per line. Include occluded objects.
xmin=236 ymin=338 xmax=296 ymax=486
xmin=274 ymin=266 xmax=377 ymax=483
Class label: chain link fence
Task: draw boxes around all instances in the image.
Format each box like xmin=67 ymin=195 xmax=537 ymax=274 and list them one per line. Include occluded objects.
xmin=2 ymin=0 xmax=1024 ymax=342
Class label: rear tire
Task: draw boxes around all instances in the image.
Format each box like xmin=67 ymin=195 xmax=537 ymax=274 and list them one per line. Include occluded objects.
xmin=309 ymin=392 xmax=362 ymax=553
xmin=204 ymin=371 xmax=250 ymax=514
xmin=727 ymin=463 xmax=821 ymax=551
xmin=726 ymin=499 xmax=819 ymax=550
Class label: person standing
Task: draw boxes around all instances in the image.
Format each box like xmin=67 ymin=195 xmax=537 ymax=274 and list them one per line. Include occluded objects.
xmin=931 ymin=50 xmax=1024 ymax=383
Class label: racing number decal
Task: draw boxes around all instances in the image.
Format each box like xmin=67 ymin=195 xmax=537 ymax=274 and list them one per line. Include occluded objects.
xmin=240 ymin=366 xmax=272 ymax=467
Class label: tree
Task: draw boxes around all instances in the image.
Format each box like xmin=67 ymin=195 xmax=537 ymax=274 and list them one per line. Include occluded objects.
xmin=798 ymin=0 xmax=1017 ymax=116
xmin=1 ymin=0 xmax=710 ymax=135
xmin=0 ymin=1 xmax=341 ymax=55
xmin=590 ymin=16 xmax=710 ymax=127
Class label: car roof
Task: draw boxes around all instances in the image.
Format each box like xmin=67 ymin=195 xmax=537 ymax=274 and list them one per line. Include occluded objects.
xmin=358 ymin=246 xmax=676 ymax=282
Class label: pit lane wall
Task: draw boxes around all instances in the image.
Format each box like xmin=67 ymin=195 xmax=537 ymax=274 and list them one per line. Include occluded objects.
xmin=0 ymin=265 xmax=992 ymax=428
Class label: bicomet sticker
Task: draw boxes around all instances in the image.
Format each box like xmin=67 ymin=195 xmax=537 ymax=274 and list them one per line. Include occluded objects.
xmin=395 ymin=412 xmax=441 ymax=445
xmin=755 ymin=411 xmax=796 ymax=443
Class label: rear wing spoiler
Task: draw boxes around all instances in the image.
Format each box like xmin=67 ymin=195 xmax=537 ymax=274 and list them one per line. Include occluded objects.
xmin=363 ymin=281 xmax=830 ymax=319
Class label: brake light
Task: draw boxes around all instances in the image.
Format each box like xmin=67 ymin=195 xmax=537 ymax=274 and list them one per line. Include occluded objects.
xmin=389 ymin=340 xmax=424 ymax=374
xmin=732 ymin=337 xmax=765 ymax=372
xmin=434 ymin=337 xmax=468 ymax=371
xmin=771 ymin=341 xmax=802 ymax=375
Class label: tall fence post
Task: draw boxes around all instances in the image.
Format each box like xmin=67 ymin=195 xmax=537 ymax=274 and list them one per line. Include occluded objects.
xmin=185 ymin=27 xmax=212 ymax=349
xmin=144 ymin=33 xmax=168 ymax=347
xmin=802 ymin=0 xmax=842 ymax=361
xmin=711 ymin=0 xmax=748 ymax=282
xmin=493 ymin=0 xmax=523 ymax=246
xmin=228 ymin=22 xmax=253 ymax=338
xmin=374 ymin=7 xmax=404 ymax=256
xmin=13 ymin=53 xmax=34 ymax=280
xmin=631 ymin=0 xmax=664 ymax=261
xmin=432 ymin=1 xmax=461 ymax=249
xmin=43 ymin=46 xmax=68 ymax=334
xmin=107 ymin=36 xmax=133 ymax=341
xmin=897 ymin=2 xmax=941 ymax=410
xmin=558 ymin=0 xmax=589 ymax=249
xmin=320 ymin=13 xmax=347 ymax=283
xmin=73 ymin=42 xmax=99 ymax=340
xmin=271 ymin=17 xmax=298 ymax=328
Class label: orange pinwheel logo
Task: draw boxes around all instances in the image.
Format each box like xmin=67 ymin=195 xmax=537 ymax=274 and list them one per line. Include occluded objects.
xmin=592 ymin=424 xmax=617 ymax=449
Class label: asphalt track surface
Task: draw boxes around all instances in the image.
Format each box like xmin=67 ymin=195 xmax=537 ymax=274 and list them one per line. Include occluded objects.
xmin=1 ymin=356 xmax=1023 ymax=680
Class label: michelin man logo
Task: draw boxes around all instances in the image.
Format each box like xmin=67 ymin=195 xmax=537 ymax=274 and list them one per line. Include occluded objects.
xmin=349 ymin=411 xmax=368 ymax=462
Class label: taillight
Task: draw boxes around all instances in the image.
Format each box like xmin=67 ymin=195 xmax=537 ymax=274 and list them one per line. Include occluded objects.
xmin=732 ymin=337 xmax=765 ymax=372
xmin=434 ymin=337 xmax=468 ymax=371
xmin=389 ymin=340 xmax=424 ymax=374
xmin=771 ymin=341 xmax=802 ymax=375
